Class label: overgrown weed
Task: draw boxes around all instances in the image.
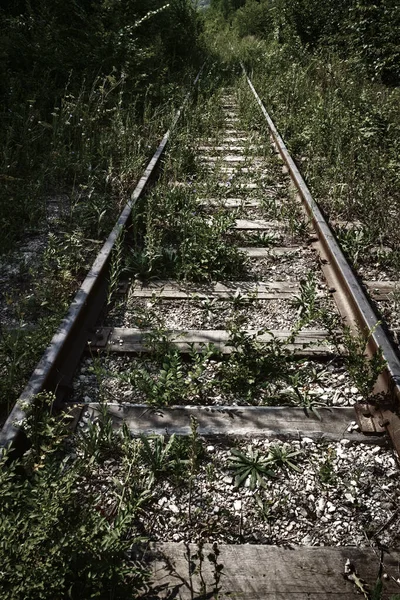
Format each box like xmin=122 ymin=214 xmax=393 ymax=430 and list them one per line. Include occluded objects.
xmin=0 ymin=392 xmax=150 ymax=599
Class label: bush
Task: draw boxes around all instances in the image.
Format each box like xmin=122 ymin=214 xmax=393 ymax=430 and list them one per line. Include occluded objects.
xmin=0 ymin=0 xmax=205 ymax=252
xmin=234 ymin=0 xmax=272 ymax=38
xmin=0 ymin=395 xmax=148 ymax=599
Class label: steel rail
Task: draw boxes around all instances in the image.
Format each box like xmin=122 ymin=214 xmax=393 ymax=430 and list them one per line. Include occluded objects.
xmin=0 ymin=66 xmax=204 ymax=453
xmin=242 ymin=64 xmax=400 ymax=451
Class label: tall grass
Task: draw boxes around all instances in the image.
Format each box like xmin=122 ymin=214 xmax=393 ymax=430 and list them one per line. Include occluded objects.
xmin=206 ymin=28 xmax=400 ymax=273
xmin=0 ymin=74 xmax=192 ymax=253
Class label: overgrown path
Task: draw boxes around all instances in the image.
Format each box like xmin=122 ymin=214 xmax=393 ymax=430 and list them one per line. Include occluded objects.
xmin=2 ymin=74 xmax=400 ymax=598
xmin=72 ymin=85 xmax=400 ymax=597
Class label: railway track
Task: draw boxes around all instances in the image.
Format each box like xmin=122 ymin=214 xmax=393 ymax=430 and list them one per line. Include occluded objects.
xmin=3 ymin=70 xmax=400 ymax=597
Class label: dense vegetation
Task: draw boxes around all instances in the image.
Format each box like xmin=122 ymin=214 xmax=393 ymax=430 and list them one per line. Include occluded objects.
xmin=210 ymin=0 xmax=400 ymax=86
xmin=1 ymin=1 xmax=400 ymax=598
xmin=0 ymin=0 xmax=204 ymax=252
xmin=0 ymin=0 xmax=204 ymax=416
xmin=207 ymin=0 xmax=400 ymax=275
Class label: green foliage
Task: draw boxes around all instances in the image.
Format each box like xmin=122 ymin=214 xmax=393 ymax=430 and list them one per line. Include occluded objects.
xmin=124 ymin=343 xmax=217 ymax=407
xmin=210 ymin=0 xmax=246 ymax=19
xmin=234 ymin=0 xmax=272 ymax=38
xmin=0 ymin=320 xmax=61 ymax=414
xmin=221 ymin=327 xmax=289 ymax=402
xmin=342 ymin=325 xmax=387 ymax=401
xmin=346 ymin=0 xmax=400 ymax=86
xmin=140 ymin=434 xmax=178 ymax=485
xmin=77 ymin=400 xmax=122 ymax=463
xmin=229 ymin=441 xmax=305 ymax=489
xmin=137 ymin=418 xmax=204 ymax=486
xmin=107 ymin=232 xmax=125 ymax=306
xmin=134 ymin=184 xmax=246 ymax=282
xmin=187 ymin=415 xmax=204 ymax=474
xmin=266 ymin=443 xmax=303 ymax=473
xmin=0 ymin=0 xmax=204 ymax=252
xmin=291 ymin=271 xmax=319 ymax=324
xmin=283 ymin=378 xmax=327 ymax=421
xmin=227 ymin=38 xmax=400 ymax=275
xmin=0 ymin=393 xmax=148 ymax=599
xmin=131 ymin=349 xmax=187 ymax=407
xmin=229 ymin=447 xmax=275 ymax=490
xmin=211 ymin=0 xmax=400 ymax=85
xmin=336 ymin=227 xmax=374 ymax=269
xmin=318 ymin=448 xmax=337 ymax=485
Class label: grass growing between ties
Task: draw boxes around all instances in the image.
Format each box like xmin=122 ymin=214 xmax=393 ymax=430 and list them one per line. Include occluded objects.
xmin=231 ymin=42 xmax=400 ymax=277
xmin=4 ymin=394 xmax=400 ymax=597
xmin=0 ymin=0 xmax=206 ymax=417
xmin=129 ymin=186 xmax=247 ymax=283
xmin=76 ymin=329 xmax=359 ymax=412
xmin=127 ymin=77 xmax=250 ymax=284
xmin=203 ymin=0 xmax=400 ymax=276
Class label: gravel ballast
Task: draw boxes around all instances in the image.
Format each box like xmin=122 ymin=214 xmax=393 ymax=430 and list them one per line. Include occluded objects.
xmin=106 ymin=294 xmax=337 ymax=331
xmin=80 ymin=436 xmax=400 ymax=548
xmin=72 ymin=355 xmax=363 ymax=408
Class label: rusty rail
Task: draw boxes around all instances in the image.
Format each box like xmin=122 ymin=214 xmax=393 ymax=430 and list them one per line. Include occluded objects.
xmin=0 ymin=66 xmax=204 ymax=453
xmin=242 ymin=64 xmax=400 ymax=453
xmin=4 ymin=64 xmax=400 ymax=456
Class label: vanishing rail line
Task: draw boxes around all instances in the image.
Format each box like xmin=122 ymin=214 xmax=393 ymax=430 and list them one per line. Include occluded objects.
xmin=2 ymin=67 xmax=400 ymax=452
xmin=3 ymin=67 xmax=400 ymax=597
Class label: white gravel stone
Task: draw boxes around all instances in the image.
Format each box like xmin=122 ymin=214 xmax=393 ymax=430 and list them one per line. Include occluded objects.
xmin=316 ymin=498 xmax=326 ymax=517
xmin=327 ymin=502 xmax=336 ymax=513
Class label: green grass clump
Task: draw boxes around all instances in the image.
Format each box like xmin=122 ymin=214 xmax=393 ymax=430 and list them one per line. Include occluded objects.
xmin=0 ymin=393 xmax=150 ymax=599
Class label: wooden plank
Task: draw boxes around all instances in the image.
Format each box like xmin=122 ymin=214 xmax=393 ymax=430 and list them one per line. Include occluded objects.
xmin=223 ymin=129 xmax=249 ymax=136
xmin=241 ymin=246 xmax=302 ymax=257
xmin=128 ymin=280 xmax=300 ymax=299
xmin=365 ymin=280 xmax=400 ymax=300
xmin=89 ymin=327 xmax=335 ymax=355
xmin=234 ymin=218 xmax=278 ymax=230
xmin=146 ymin=543 xmax=400 ymax=599
xmin=197 ymin=198 xmax=261 ymax=208
xmin=208 ymin=217 xmax=279 ymax=230
xmin=218 ymin=182 xmax=259 ymax=189
xmin=196 ymin=145 xmax=264 ymax=152
xmin=200 ymin=157 xmax=265 ymax=165
xmin=206 ymin=136 xmax=251 ymax=142
xmin=85 ymin=404 xmax=373 ymax=442
xmin=175 ymin=181 xmax=260 ymax=190
xmin=200 ymin=155 xmax=246 ymax=162
xmin=218 ymin=166 xmax=266 ymax=174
